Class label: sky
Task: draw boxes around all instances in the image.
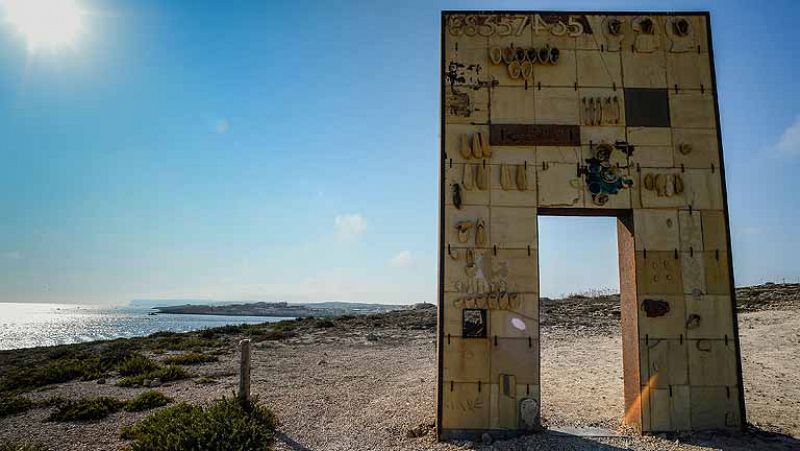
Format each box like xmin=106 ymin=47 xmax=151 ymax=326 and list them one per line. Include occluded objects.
xmin=0 ymin=0 xmax=798 ymax=305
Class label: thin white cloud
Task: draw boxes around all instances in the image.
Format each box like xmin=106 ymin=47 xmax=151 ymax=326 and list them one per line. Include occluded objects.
xmin=777 ymin=116 xmax=800 ymax=156
xmin=334 ymin=213 xmax=367 ymax=241
xmin=389 ymin=250 xmax=413 ymax=268
xmin=214 ymin=119 xmax=230 ymax=134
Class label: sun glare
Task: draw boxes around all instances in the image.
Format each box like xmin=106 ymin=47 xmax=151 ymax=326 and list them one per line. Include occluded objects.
xmin=1 ymin=0 xmax=85 ymax=52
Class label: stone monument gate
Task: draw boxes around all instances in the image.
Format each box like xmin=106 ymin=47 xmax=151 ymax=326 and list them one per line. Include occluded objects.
xmin=437 ymin=11 xmax=744 ymax=440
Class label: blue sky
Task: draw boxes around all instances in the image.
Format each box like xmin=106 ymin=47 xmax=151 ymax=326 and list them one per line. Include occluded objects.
xmin=0 ymin=0 xmax=798 ymax=304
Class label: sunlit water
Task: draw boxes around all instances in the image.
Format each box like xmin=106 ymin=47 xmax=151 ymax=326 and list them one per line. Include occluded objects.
xmin=0 ymin=303 xmax=293 ymax=350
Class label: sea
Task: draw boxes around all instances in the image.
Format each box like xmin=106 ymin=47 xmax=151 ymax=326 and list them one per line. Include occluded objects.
xmin=0 ymin=303 xmax=293 ymax=351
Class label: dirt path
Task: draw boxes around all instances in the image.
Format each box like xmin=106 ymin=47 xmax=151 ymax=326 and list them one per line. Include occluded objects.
xmin=1 ymin=310 xmax=799 ymax=450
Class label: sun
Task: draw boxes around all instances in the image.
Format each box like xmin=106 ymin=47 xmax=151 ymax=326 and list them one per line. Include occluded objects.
xmin=1 ymin=0 xmax=85 ymax=52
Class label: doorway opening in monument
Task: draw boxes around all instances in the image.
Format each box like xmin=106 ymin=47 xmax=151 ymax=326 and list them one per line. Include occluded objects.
xmin=538 ymin=215 xmax=624 ymax=431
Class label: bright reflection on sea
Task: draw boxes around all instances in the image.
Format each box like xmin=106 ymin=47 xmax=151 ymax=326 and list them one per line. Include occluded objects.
xmin=0 ymin=303 xmax=292 ymax=350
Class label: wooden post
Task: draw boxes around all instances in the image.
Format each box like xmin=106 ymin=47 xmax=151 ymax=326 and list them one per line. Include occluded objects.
xmin=238 ymin=339 xmax=251 ymax=403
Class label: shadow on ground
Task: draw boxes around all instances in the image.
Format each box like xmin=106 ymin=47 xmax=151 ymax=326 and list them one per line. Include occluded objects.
xmin=446 ymin=425 xmax=800 ymax=451
xmin=664 ymin=425 xmax=800 ymax=451
xmin=275 ymin=431 xmax=314 ymax=451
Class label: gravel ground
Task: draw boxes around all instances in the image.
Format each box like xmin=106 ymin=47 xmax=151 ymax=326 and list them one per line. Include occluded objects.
xmin=1 ymin=305 xmax=799 ymax=450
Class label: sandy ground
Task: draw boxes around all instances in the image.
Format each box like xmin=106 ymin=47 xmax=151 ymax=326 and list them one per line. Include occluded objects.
xmin=2 ymin=309 xmax=799 ymax=451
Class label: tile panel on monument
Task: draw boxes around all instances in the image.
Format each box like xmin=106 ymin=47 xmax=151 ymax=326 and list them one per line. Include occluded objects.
xmin=579 ymin=87 xmax=626 ymax=127
xmin=703 ymin=251 xmax=731 ymax=295
xmin=672 ymin=128 xmax=720 ymax=169
xmin=444 ymin=163 xmax=490 ymax=207
xmin=688 ymin=339 xmax=738 ymax=386
xmin=624 ymin=89 xmax=671 ymax=128
xmin=533 ymin=87 xmax=580 ymax=124
xmin=452 ymin=292 xmax=538 ymax=320
xmin=634 ymin=209 xmax=680 ymax=251
xmin=537 ymin=162 xmax=585 ymax=207
xmin=582 ymin=176 xmax=632 ymax=209
xmin=491 ymin=337 xmax=539 ymax=384
xmin=661 ymin=15 xmax=708 ymax=54
xmin=680 ymin=251 xmax=707 ymax=296
xmin=445 ymin=247 xmax=539 ymax=294
xmin=684 ymin=169 xmax=724 ymax=210
xmin=530 ymin=16 xmax=578 ymax=50
xmin=627 ymin=126 xmax=672 ymax=146
xmin=494 ymin=248 xmax=539 ymax=293
xmin=685 ymin=295 xmax=734 ymax=339
xmin=444 ymin=205 xmax=491 ymax=248
xmin=444 ymin=124 xmax=490 ymax=163
xmin=489 ymin=206 xmax=537 ymax=249
xmin=490 ymin=310 xmax=539 ymax=339
xmin=690 ymin=386 xmax=740 ymax=430
xmin=666 ymin=52 xmax=712 ymax=92
xmin=700 ymin=210 xmax=728 ymax=252
xmin=489 ymin=163 xmax=538 ymax=207
xmin=443 ymin=336 xmax=491 ymax=382
xmin=639 ymin=168 xmax=689 ymax=209
xmin=491 ymin=86 xmax=536 ymax=124
xmin=621 ymin=52 xmax=667 ymax=89
xmin=668 ymin=91 xmax=716 ymax=129
xmin=489 ymin=376 xmax=519 ymax=429
xmin=487 ymin=15 xmax=533 ymax=48
xmin=574 ymin=15 xmax=607 ymax=51
xmin=678 ymin=210 xmax=704 ymax=252
xmin=576 ymin=50 xmax=622 ymax=87
xmin=442 ymin=296 xmax=468 ymax=337
xmin=636 ymin=251 xmax=683 ymax=295
xmin=535 ymin=146 xmax=582 ymax=164
xmin=645 ymin=388 xmax=672 ymax=431
xmin=640 ymin=337 xmax=689 ymax=387
xmin=643 ymin=385 xmax=691 ymax=432
xmin=444 ymin=18 xmax=489 ymax=50
xmin=445 ymin=86 xmax=489 ymax=125
xmin=441 ymin=381 xmax=492 ymax=429
xmin=443 ymin=247 xmax=492 ymax=294
xmin=446 ymin=46 xmax=489 ymax=85
xmin=534 ymin=49 xmax=577 ymax=87
xmin=580 ymin=126 xmax=625 ymax=146
xmin=637 ymin=294 xmax=686 ymax=339
xmin=630 ymin=146 xmax=674 ymax=168
xmin=489 ymin=146 xmax=536 ymax=165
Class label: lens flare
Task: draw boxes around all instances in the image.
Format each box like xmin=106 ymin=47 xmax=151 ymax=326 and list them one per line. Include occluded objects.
xmin=1 ymin=0 xmax=85 ymax=52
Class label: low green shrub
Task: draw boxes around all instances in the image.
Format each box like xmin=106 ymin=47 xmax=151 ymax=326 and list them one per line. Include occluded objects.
xmin=98 ymin=340 xmax=140 ymax=367
xmin=121 ymin=396 xmax=278 ymax=451
xmin=250 ymin=330 xmax=292 ymax=342
xmin=0 ymin=395 xmax=33 ymax=418
xmin=270 ymin=320 xmax=297 ymax=332
xmin=124 ymin=390 xmax=172 ymax=412
xmin=117 ymin=354 xmax=160 ymax=376
xmin=162 ymin=352 xmax=217 ymax=365
xmin=38 ymin=396 xmax=67 ymax=408
xmin=147 ymin=331 xmax=177 ymax=338
xmin=313 ymin=319 xmax=335 ymax=328
xmin=150 ymin=336 xmax=215 ymax=352
xmin=209 ymin=324 xmax=246 ymax=335
xmin=0 ymin=343 xmax=144 ymax=392
xmin=48 ymin=396 xmax=125 ymax=422
xmin=117 ymin=366 xmax=190 ymax=387
xmin=0 ymin=355 xmax=104 ymax=392
xmin=0 ymin=442 xmax=50 ymax=451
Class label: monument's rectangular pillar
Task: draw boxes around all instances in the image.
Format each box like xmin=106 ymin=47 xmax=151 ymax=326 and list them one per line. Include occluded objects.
xmin=438 ymin=11 xmax=745 ymax=439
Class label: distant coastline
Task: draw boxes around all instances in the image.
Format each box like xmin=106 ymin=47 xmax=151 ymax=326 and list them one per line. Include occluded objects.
xmin=151 ymin=301 xmax=406 ymax=318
